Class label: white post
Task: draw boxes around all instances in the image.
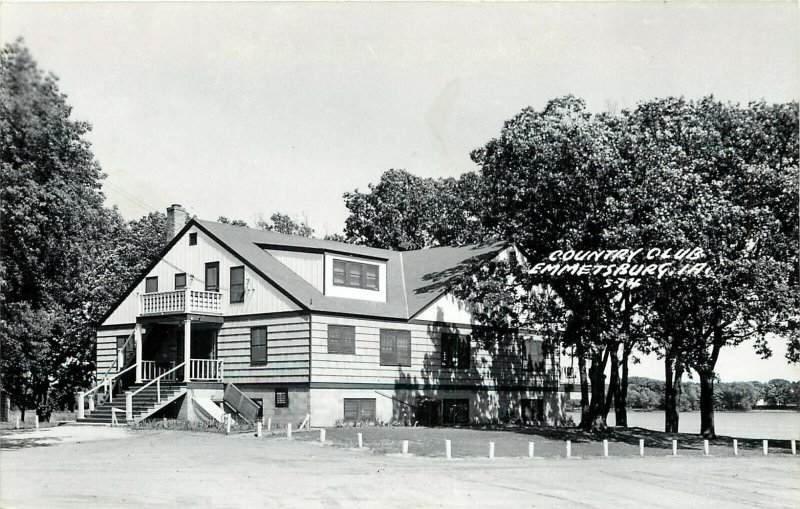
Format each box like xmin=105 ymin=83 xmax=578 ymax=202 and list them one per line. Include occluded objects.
xmin=287 ymin=422 xmax=292 ymax=439
xmin=566 ymin=440 xmax=571 ymax=458
xmin=267 ymin=417 xmax=272 ymax=430
xmin=791 ymin=439 xmax=796 ymax=456
xmin=126 ymin=392 xmax=133 ymax=422
xmin=35 ymin=415 xmax=39 ymax=429
xmin=763 ymin=439 xmax=768 ymax=455
xmin=183 ymin=320 xmax=191 ymax=382
xmin=320 ymin=429 xmax=326 ymax=444
xmin=256 ymin=422 xmax=262 ymax=437
xmin=226 ymin=415 xmax=231 ymax=435
xmin=157 ymin=378 xmax=161 ymax=403
xmin=528 ymin=441 xmax=535 ymax=458
xmin=489 ymin=442 xmax=495 ymax=459
xmin=357 ymin=432 xmax=363 ymax=448
xmin=15 ymin=416 xmax=20 ymax=429
xmin=639 ymin=439 xmax=645 ymax=456
xmin=78 ymin=392 xmax=85 ymax=420
xmin=703 ymin=439 xmax=709 ymax=456
xmin=603 ymin=439 xmax=609 ymax=457
xmin=134 ymin=323 xmax=143 ymax=384
xmin=445 ymin=439 xmax=452 ymax=459
xmin=402 ymin=440 xmax=409 ymax=455
xmin=733 ymin=439 xmax=738 ymax=456
xmin=672 ymin=439 xmax=678 ymax=456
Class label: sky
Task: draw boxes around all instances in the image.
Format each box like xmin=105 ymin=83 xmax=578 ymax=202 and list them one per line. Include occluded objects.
xmin=2 ymin=2 xmax=798 ymax=382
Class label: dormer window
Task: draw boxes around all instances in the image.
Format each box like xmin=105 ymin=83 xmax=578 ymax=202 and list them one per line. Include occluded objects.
xmin=332 ymin=259 xmax=379 ymax=291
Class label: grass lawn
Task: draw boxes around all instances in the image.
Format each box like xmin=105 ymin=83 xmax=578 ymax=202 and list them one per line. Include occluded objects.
xmin=0 ymin=410 xmax=76 ymax=430
xmin=295 ymin=425 xmax=798 ymax=459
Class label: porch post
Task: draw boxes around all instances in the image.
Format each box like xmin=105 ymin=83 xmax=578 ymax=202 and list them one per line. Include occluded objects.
xmin=184 ymin=319 xmax=191 ymax=382
xmin=134 ymin=323 xmax=143 ymax=383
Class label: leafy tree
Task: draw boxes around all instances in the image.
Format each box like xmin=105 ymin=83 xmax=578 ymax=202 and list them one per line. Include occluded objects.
xmin=715 ymin=382 xmax=761 ymax=411
xmin=323 ymin=232 xmax=348 ymax=243
xmin=461 ymin=96 xmax=643 ymax=430
xmin=343 ymin=169 xmax=486 ymax=250
xmin=257 ymin=212 xmax=313 ymax=237
xmin=624 ymin=97 xmax=798 ymax=436
xmin=0 ymin=40 xmax=118 ymax=419
xmin=763 ymin=379 xmax=798 ymax=407
xmin=217 ymin=216 xmax=248 ymax=227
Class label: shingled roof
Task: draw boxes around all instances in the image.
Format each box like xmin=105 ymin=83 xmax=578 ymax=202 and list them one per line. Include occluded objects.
xmin=193 ymin=219 xmax=506 ymax=320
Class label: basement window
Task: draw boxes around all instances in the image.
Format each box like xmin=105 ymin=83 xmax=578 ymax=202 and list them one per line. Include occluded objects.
xmin=275 ymin=388 xmax=289 ymax=408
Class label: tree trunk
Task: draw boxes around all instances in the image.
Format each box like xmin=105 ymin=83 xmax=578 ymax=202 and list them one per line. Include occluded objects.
xmin=578 ymin=354 xmax=589 ymax=427
xmin=584 ymin=349 xmax=609 ymax=431
xmin=615 ymin=342 xmax=631 ymax=427
xmin=603 ymin=342 xmax=620 ymax=422
xmin=699 ymin=371 xmax=716 ymax=438
xmin=664 ymin=356 xmax=683 ymax=433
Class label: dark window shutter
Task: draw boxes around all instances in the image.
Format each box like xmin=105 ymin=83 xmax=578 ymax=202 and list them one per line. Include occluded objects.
xmin=275 ymin=388 xmax=289 ymax=408
xmin=380 ymin=330 xmax=396 ymax=365
xmin=174 ymin=273 xmax=187 ymax=289
xmin=329 ymin=325 xmax=355 ymax=354
xmin=364 ymin=264 xmax=379 ymax=290
xmin=327 ymin=326 xmax=340 ymax=353
xmin=342 ymin=326 xmax=355 ymax=354
xmin=332 ymin=260 xmax=346 ymax=286
xmin=250 ymin=327 xmax=267 ymax=364
xmin=205 ymin=262 xmax=220 ymax=292
xmin=230 ymin=266 xmax=245 ymax=303
xmin=441 ymin=334 xmax=454 ymax=368
xmin=343 ymin=399 xmax=358 ymax=421
xmin=397 ymin=331 xmax=411 ymax=366
xmin=145 ymin=276 xmax=158 ymax=293
xmin=458 ymin=336 xmax=471 ymax=369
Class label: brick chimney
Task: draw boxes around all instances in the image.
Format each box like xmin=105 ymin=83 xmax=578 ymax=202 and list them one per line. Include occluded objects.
xmin=166 ymin=204 xmax=189 ymax=240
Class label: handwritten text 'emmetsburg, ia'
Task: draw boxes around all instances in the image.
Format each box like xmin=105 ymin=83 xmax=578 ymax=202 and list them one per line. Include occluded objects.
xmin=528 ymin=247 xmax=713 ymax=289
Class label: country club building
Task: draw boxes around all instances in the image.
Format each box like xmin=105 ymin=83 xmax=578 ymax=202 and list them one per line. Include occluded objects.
xmin=80 ymin=205 xmax=564 ymax=427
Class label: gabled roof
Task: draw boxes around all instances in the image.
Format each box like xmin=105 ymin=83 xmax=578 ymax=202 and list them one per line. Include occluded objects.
xmin=194 ymin=219 xmax=507 ymax=320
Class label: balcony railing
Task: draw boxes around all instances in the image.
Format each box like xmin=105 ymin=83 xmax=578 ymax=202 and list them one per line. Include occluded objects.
xmin=189 ymin=359 xmax=224 ymax=381
xmin=141 ymin=360 xmax=178 ymax=381
xmin=140 ymin=289 xmax=223 ymax=316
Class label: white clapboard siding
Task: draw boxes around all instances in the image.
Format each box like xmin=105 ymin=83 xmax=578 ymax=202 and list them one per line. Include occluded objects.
xmin=102 ymin=225 xmax=300 ymax=326
xmin=266 ymin=249 xmax=324 ymax=292
xmin=95 ymin=327 xmax=134 ymax=377
xmin=216 ymin=315 xmax=310 ymax=383
xmin=310 ymin=315 xmax=555 ymax=388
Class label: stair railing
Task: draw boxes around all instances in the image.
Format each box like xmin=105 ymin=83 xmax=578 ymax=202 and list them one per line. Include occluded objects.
xmin=126 ymin=361 xmax=186 ymax=422
xmin=78 ymin=330 xmax=137 ymax=419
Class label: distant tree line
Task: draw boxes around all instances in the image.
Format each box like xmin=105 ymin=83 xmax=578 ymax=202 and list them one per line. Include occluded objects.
xmin=625 ymin=377 xmax=799 ymax=412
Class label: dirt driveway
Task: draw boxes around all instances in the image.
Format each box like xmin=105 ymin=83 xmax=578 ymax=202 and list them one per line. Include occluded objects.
xmin=1 ymin=427 xmax=798 ymax=508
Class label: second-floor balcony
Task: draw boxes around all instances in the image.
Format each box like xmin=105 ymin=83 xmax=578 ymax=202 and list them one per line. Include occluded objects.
xmin=139 ymin=289 xmax=223 ymax=317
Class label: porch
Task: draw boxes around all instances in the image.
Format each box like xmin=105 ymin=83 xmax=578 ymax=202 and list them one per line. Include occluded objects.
xmin=131 ymin=315 xmax=224 ymax=384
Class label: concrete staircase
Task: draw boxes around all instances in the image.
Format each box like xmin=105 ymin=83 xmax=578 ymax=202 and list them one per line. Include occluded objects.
xmin=77 ymin=382 xmax=187 ymax=424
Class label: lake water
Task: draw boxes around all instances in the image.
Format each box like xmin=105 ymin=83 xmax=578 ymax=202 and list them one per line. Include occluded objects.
xmin=567 ymin=410 xmax=800 ymax=440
